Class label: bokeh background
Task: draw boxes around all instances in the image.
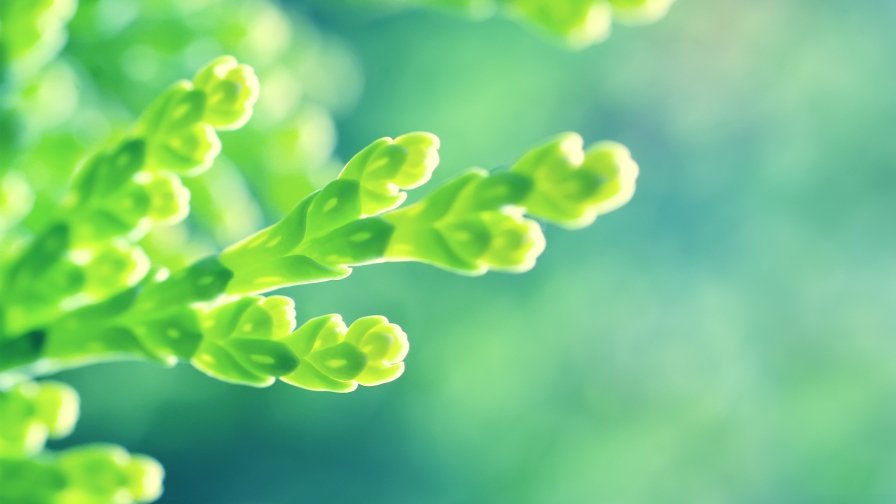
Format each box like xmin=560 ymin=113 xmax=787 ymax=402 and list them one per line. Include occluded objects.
xmin=41 ymin=0 xmax=896 ymax=502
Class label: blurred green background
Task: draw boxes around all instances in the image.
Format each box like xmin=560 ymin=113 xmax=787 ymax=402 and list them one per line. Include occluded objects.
xmin=49 ymin=0 xmax=896 ymax=502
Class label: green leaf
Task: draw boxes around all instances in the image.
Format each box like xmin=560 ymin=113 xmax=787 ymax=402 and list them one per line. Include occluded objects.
xmin=136 ymin=257 xmax=233 ymax=311
xmin=191 ymin=341 xmax=272 ymax=387
xmin=304 ymin=179 xmax=362 ymax=237
xmin=223 ymin=255 xmax=349 ymax=296
xmin=140 ymin=84 xmax=207 ymax=138
xmin=609 ymin=0 xmax=675 ymax=24
xmin=0 ymin=381 xmax=78 ymax=457
xmin=225 ymin=338 xmax=299 ymax=377
xmin=130 ymin=309 xmax=204 ymax=364
xmin=0 ymin=331 xmax=45 ymax=373
xmin=56 ymin=444 xmax=164 ymax=504
xmin=506 ymin=0 xmax=614 ymax=47
xmin=301 ymin=217 xmax=394 ymax=268
xmin=7 ymin=224 xmax=70 ymax=288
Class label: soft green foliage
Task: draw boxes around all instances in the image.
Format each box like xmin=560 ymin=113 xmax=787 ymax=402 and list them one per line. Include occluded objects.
xmin=0 ymin=0 xmax=76 ymax=74
xmin=401 ymin=0 xmax=674 ymax=47
xmin=0 ymin=0 xmax=76 ymax=161
xmin=0 ymin=381 xmax=77 ymax=457
xmin=0 ymin=54 xmax=636 ymax=498
xmin=0 ymin=123 xmax=635 ymax=387
xmin=0 ymin=381 xmax=162 ymax=504
xmin=0 ymin=0 xmax=653 ymax=501
xmin=192 ymin=296 xmax=408 ymax=392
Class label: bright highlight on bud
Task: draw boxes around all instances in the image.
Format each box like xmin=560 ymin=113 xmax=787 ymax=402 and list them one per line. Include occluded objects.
xmin=0 ymin=51 xmax=644 ymax=504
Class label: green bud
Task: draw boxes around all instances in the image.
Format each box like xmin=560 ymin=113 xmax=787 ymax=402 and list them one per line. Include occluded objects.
xmin=125 ymin=455 xmax=165 ymax=503
xmin=0 ymin=457 xmax=65 ymax=503
xmin=56 ymin=444 xmax=163 ymax=504
xmin=479 ymin=211 xmax=546 ymax=271
xmin=141 ymin=83 xmax=221 ymax=175
xmin=0 ymin=381 xmax=79 ymax=457
xmin=193 ymin=55 xmax=261 ymax=130
xmin=191 ymin=296 xmax=299 ymax=386
xmin=78 ymin=241 xmax=150 ymax=299
xmin=149 ymin=122 xmax=221 ymax=176
xmin=609 ymin=0 xmax=675 ymax=24
xmin=511 ymin=133 xmax=639 ymax=228
xmin=136 ymin=171 xmax=191 ymax=225
xmin=344 ymin=316 xmax=409 ymax=387
xmin=383 ymin=169 xmax=547 ymax=274
xmin=507 ymin=0 xmax=613 ymax=48
xmin=280 ymin=314 xmax=409 ymax=392
xmin=31 ymin=381 xmax=79 ymax=439
xmin=339 ymin=132 xmax=441 ymax=216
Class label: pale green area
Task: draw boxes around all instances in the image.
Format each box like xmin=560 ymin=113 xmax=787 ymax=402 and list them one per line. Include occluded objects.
xmin=6 ymin=0 xmax=896 ymax=502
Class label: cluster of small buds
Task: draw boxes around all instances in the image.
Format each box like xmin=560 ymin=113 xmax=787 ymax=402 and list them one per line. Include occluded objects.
xmin=0 ymin=53 xmax=641 ymax=504
xmin=190 ymin=295 xmax=409 ymax=392
xmin=0 ymin=444 xmax=163 ymax=504
xmin=280 ymin=314 xmax=409 ymax=393
xmin=0 ymin=381 xmax=78 ymax=456
xmin=338 ymin=132 xmax=441 ymax=216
